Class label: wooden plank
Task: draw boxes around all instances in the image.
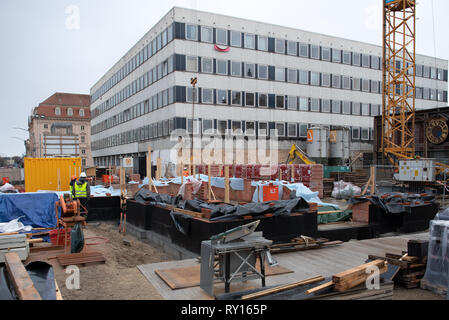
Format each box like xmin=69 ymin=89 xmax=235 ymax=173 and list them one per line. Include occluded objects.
xmin=55 ymin=280 xmax=63 ymax=300
xmin=241 ymin=275 xmax=325 ymax=300
xmin=332 ymin=260 xmax=386 ymax=283
xmin=317 ymin=210 xmax=344 ymax=215
xmin=334 ymin=265 xmax=388 ymax=292
xmin=224 ymin=166 xmax=230 ymax=203
xmin=147 ymin=146 xmax=152 ymax=182
xmin=155 ymin=262 xmax=293 ymax=290
xmin=208 ymin=165 xmax=212 ymax=200
xmin=4 ymin=252 xmax=42 ymax=300
xmin=305 ymin=281 xmax=334 ymax=295
xmin=27 ymin=238 xmax=44 ymax=244
xmin=0 ymin=232 xmax=19 ymax=236
xmin=164 ymin=205 xmax=204 ymax=219
xmin=156 ymin=157 xmax=162 ymax=180
xmin=30 ymin=245 xmax=64 ymax=253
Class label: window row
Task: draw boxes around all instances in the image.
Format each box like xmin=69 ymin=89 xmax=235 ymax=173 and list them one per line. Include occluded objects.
xmin=92 ymin=117 xmax=374 ymax=151
xmin=184 ymin=87 xmax=381 ymax=116
xmin=92 ymin=55 xmax=175 ymax=119
xmin=181 ymin=22 xmax=448 ymax=81
xmin=92 ymin=86 xmax=380 ymax=137
xmin=92 ymin=87 xmax=175 ymax=135
xmin=184 ymin=55 xmax=382 ymax=93
xmin=92 ymin=23 xmax=175 ymax=104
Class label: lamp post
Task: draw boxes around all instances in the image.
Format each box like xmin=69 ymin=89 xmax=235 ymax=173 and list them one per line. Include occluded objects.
xmin=190 ymin=77 xmax=198 ymax=175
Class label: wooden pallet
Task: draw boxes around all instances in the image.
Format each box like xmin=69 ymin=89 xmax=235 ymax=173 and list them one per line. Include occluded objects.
xmin=368 ymin=252 xmax=427 ymax=289
xmin=56 ymin=251 xmax=106 ymax=267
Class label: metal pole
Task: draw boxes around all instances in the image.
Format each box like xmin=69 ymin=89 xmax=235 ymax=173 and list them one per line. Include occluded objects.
xmin=191 ymin=85 xmax=195 ymax=171
xmin=443 ymin=169 xmax=447 ymax=209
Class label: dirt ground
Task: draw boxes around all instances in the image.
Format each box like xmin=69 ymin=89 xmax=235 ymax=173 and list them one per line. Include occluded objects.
xmin=52 ymin=221 xmax=172 ymax=300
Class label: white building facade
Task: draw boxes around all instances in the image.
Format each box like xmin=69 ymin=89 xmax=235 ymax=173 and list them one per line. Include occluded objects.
xmin=90 ymin=7 xmax=448 ymax=172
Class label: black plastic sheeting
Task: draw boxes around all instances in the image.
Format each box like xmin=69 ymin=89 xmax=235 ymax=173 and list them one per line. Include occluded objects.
xmin=134 ymin=189 xmax=310 ymax=223
xmin=71 ymin=222 xmax=85 ymax=253
xmin=348 ymin=192 xmax=436 ymax=214
xmin=0 ymin=261 xmax=56 ymax=300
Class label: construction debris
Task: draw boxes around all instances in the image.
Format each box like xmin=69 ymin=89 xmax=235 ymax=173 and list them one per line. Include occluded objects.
xmin=269 ymin=237 xmax=343 ymax=254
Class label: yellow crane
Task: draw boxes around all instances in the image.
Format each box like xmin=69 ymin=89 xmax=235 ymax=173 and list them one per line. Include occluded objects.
xmin=286 ymin=144 xmax=316 ymax=165
xmin=382 ymin=0 xmax=449 ymax=177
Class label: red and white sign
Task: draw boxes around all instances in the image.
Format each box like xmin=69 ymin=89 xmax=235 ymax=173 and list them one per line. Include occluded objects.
xmin=214 ymin=44 xmax=230 ymax=52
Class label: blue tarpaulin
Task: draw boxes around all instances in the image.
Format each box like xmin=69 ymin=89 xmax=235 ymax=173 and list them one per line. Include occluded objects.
xmin=0 ymin=193 xmax=59 ymax=229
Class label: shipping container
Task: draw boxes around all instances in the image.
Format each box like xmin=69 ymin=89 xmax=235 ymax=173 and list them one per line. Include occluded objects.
xmin=24 ymin=158 xmax=82 ymax=192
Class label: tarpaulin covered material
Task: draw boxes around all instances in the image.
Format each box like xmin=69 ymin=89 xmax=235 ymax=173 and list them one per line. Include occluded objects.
xmin=0 ymin=261 xmax=56 ymax=300
xmin=134 ymin=188 xmax=181 ymax=206
xmin=252 ymin=180 xmax=340 ymax=210
xmin=348 ymin=192 xmax=436 ymax=214
xmin=133 ymin=189 xmax=310 ymax=222
xmin=0 ymin=193 xmax=59 ymax=228
xmin=317 ymin=206 xmax=352 ymax=225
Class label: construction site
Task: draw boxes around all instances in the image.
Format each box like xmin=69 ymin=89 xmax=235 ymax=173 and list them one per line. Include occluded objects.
xmin=1 ymin=0 xmax=449 ymax=304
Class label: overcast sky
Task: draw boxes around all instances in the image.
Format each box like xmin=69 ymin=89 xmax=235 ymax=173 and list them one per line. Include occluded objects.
xmin=0 ymin=0 xmax=448 ymax=157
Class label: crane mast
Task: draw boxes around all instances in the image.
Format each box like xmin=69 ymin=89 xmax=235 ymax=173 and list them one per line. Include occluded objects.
xmin=382 ymin=0 xmax=416 ymax=166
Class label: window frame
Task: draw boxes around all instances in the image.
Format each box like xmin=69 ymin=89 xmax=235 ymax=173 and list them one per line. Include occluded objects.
xmin=202 ymin=57 xmax=213 ymax=74
xmin=230 ymin=30 xmax=242 ymax=47
xmin=244 ymin=63 xmax=256 ymax=78
xmin=287 ymin=41 xmax=297 ymax=56
xmin=287 ymin=96 xmax=298 ymax=110
xmin=244 ymin=33 xmax=255 ymax=49
xmin=258 ymin=64 xmax=268 ymax=80
xmin=258 ymin=93 xmax=268 ymax=108
xmin=201 ymin=88 xmax=213 ymax=104
xmin=275 ymin=39 xmax=285 ymax=54
xmin=276 ymin=95 xmax=285 ymax=109
xmin=217 ymin=89 xmax=228 ymax=105
xmin=201 ymin=26 xmax=213 ymax=43
xmin=245 ymin=92 xmax=255 ymax=107
xmin=216 ymin=28 xmax=228 ymax=45
xmin=186 ymin=56 xmax=198 ymax=72
xmin=231 ymin=91 xmax=242 ymax=106
xmin=216 ymin=59 xmax=228 ymax=75
xmin=231 ymin=61 xmax=242 ymax=77
xmin=258 ymin=35 xmax=268 ymax=51
xmin=185 ymin=24 xmax=198 ymax=41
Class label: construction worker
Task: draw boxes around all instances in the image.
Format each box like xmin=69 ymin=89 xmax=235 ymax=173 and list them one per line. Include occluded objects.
xmin=69 ymin=176 xmax=77 ymax=196
xmin=73 ymin=172 xmax=91 ymax=217
xmin=182 ymin=166 xmax=189 ymax=177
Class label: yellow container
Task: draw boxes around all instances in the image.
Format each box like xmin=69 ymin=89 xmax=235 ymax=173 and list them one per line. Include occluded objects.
xmin=24 ymin=158 xmax=82 ymax=192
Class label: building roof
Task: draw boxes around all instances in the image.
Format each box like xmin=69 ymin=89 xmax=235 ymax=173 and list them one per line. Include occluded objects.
xmin=40 ymin=92 xmax=90 ymax=107
xmin=32 ymin=93 xmax=91 ymax=120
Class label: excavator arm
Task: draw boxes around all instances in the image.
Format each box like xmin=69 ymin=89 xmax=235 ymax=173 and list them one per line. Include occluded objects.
xmin=286 ymin=144 xmax=316 ymax=165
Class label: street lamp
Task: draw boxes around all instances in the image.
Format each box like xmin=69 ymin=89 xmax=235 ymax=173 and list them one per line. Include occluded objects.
xmin=190 ymin=77 xmax=198 ymax=175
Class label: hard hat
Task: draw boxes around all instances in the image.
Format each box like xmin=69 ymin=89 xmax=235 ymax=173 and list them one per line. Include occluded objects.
xmin=71 ymin=176 xmax=77 ymax=180
xmin=80 ymin=172 xmax=87 ymax=178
